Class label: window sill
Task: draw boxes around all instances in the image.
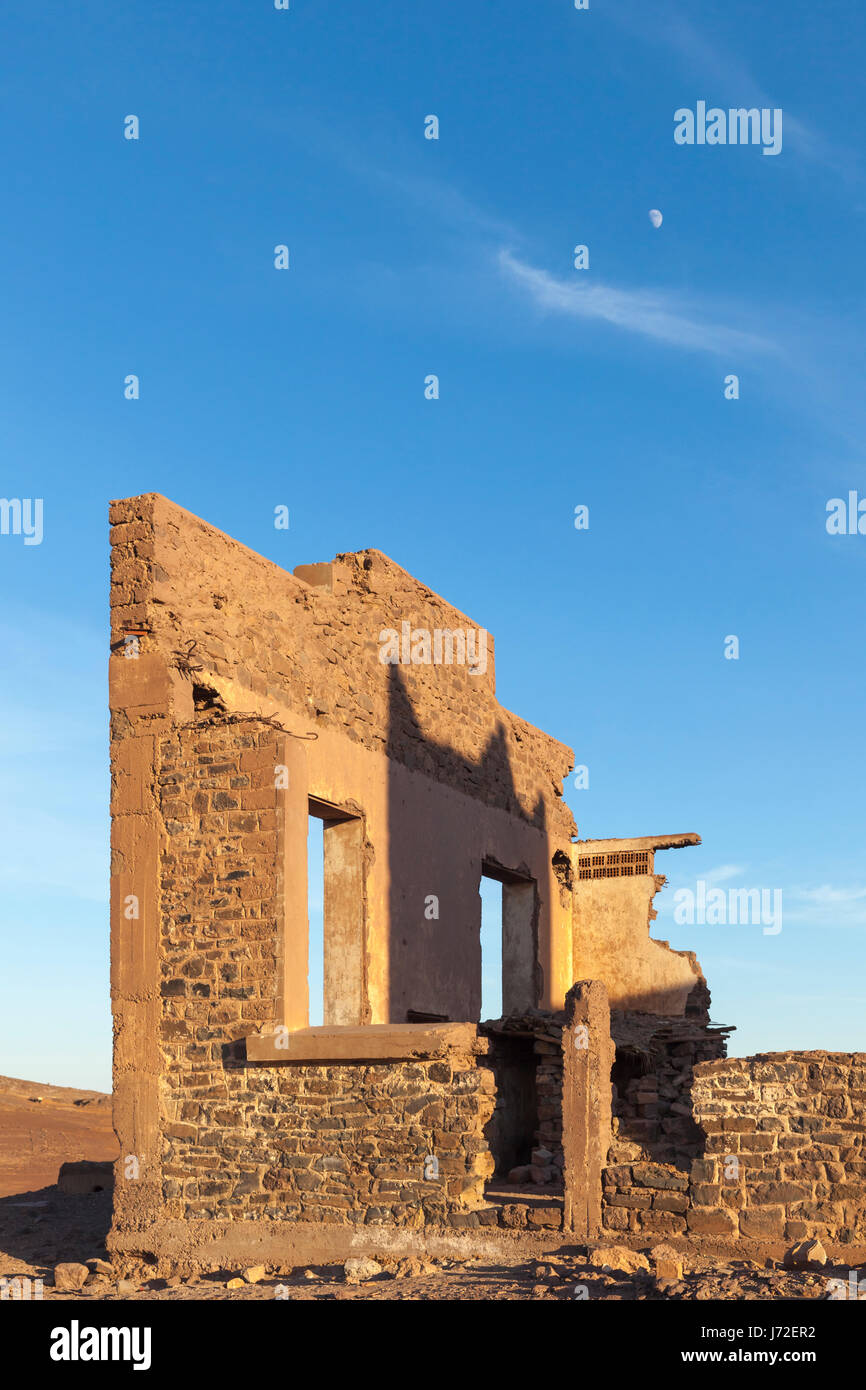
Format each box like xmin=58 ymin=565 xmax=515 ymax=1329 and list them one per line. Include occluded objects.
xmin=245 ymin=1022 xmax=485 ymax=1063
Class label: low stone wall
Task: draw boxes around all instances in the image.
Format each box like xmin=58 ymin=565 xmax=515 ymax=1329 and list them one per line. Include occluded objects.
xmin=164 ymin=1055 xmax=498 ymax=1229
xmin=603 ymin=1052 xmax=866 ymax=1246
xmin=602 ymin=1158 xmax=690 ymax=1239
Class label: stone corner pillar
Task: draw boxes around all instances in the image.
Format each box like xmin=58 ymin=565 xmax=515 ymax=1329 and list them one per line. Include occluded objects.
xmin=561 ymin=978 xmax=614 ymax=1238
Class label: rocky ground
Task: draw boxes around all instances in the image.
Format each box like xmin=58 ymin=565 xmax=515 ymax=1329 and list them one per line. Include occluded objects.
xmin=0 ymin=1184 xmax=849 ymax=1301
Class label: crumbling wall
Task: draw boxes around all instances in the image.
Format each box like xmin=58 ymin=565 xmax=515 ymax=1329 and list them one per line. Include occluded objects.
xmin=111 ymin=493 xmax=575 ymax=838
xmin=108 ymin=493 xmax=723 ymax=1261
xmin=571 ymin=835 xmax=707 ymax=1016
xmin=602 ymin=1052 xmax=866 ymax=1248
xmin=611 ymin=994 xmax=730 ymax=1167
xmin=688 ymin=1053 xmax=866 ymax=1244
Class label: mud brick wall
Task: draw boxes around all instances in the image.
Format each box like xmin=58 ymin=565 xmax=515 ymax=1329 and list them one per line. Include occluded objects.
xmin=603 ymin=1052 xmax=866 ymax=1246
xmin=157 ymin=718 xmax=498 ymax=1227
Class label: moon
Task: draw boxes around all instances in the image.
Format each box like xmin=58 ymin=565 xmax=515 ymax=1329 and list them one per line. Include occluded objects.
xmin=649 ymin=209 xmax=663 ymax=228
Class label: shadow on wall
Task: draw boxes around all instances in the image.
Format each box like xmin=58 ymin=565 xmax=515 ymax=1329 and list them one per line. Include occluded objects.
xmin=385 ymin=664 xmax=549 ymax=1026
xmin=610 ymin=982 xmax=728 ymax=1172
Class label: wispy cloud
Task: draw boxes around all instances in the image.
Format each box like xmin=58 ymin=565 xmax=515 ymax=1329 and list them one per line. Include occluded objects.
xmin=783 ymin=885 xmax=866 ymax=929
xmin=498 ymin=249 xmax=773 ymax=357
xmin=702 ymin=864 xmax=746 ymax=885
xmin=606 ymin=0 xmax=859 ymax=183
xmin=659 ymin=880 xmax=866 ymax=930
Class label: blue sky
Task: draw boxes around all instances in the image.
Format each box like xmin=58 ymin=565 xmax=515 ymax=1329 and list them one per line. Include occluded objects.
xmin=1 ymin=0 xmax=864 ymax=1090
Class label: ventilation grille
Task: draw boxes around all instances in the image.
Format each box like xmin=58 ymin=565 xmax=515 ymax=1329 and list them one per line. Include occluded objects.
xmin=578 ymin=850 xmax=650 ymax=881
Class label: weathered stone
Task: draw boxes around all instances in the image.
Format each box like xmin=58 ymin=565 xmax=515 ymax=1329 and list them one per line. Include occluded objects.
xmin=587 ymin=1245 xmax=650 ymax=1276
xmin=53 ymin=1263 xmax=90 ymax=1291
xmin=631 ymin=1164 xmax=688 ymax=1192
xmin=344 ymin=1257 xmax=383 ymax=1284
xmin=687 ymin=1207 xmax=738 ymax=1237
xmin=785 ymin=1239 xmax=828 ymax=1268
xmin=649 ymin=1243 xmax=683 ymax=1281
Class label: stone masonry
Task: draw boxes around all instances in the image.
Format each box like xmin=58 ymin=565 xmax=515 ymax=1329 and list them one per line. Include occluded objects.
xmin=107 ymin=493 xmax=865 ymax=1267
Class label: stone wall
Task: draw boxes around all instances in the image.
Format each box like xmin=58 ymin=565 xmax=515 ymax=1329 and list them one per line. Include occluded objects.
xmin=611 ymin=1001 xmax=729 ymax=1169
xmin=110 ymin=491 xmax=579 ymax=1034
xmin=689 ymin=1053 xmax=866 ymax=1244
xmin=107 ymin=492 xmax=723 ymax=1261
xmin=157 ymin=717 xmax=499 ymax=1228
xmin=165 ymin=1055 xmax=498 ymax=1229
xmin=603 ymin=1052 xmax=866 ymax=1248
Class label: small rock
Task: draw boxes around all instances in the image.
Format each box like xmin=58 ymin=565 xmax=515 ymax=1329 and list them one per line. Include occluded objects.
xmin=53 ymin=1263 xmax=90 ymax=1291
xmin=506 ymin=1165 xmax=532 ymax=1184
xmin=392 ymin=1257 xmax=438 ymax=1279
xmin=657 ymin=1278 xmax=684 ymax=1295
xmin=531 ymin=1147 xmax=554 ymax=1167
xmin=785 ymin=1239 xmax=827 ymax=1268
xmin=587 ymin=1246 xmax=650 ymax=1277
xmin=344 ymin=1257 xmax=382 ymax=1285
xmin=302 ymin=1269 xmax=318 ymax=1280
xmin=650 ymin=1243 xmax=683 ymax=1282
xmin=226 ymin=1278 xmax=245 ymax=1289
xmin=243 ymin=1265 xmax=267 ymax=1284
xmin=116 ymin=1279 xmax=138 ymax=1295
xmin=528 ymin=1164 xmax=557 ymax=1185
xmin=86 ymin=1258 xmax=114 ymax=1277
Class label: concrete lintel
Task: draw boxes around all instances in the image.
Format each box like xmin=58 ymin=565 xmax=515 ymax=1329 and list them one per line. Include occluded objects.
xmin=246 ymin=1022 xmax=484 ymax=1063
xmin=574 ymin=832 xmax=701 ymax=854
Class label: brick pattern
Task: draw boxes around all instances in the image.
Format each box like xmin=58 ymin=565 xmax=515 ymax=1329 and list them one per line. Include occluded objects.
xmin=164 ymin=1059 xmax=498 ymax=1228
xmin=602 ymin=1160 xmax=691 ymax=1239
xmin=603 ymin=1052 xmax=866 ymax=1244
xmin=157 ymin=720 xmax=499 ymax=1228
xmin=577 ymin=850 xmax=650 ymax=880
xmin=688 ymin=1054 xmax=866 ymax=1243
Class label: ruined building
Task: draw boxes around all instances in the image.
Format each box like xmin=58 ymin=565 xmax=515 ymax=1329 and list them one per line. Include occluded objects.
xmin=108 ymin=495 xmax=866 ymax=1268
